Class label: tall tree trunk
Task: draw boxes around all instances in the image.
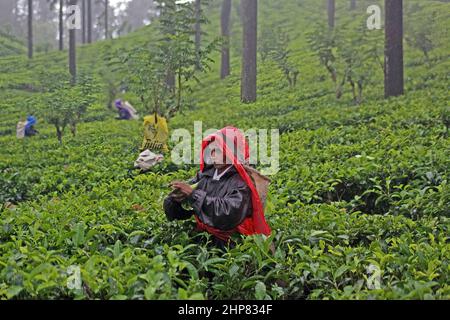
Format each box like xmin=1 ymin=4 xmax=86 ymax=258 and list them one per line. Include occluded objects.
xmin=384 ymin=0 xmax=404 ymax=98
xmin=56 ymin=125 xmax=63 ymax=145
xmin=28 ymin=0 xmax=33 ymax=59
xmin=105 ymin=0 xmax=109 ymax=39
xmin=328 ymin=0 xmax=335 ymax=29
xmin=220 ymin=0 xmax=232 ymax=79
xmin=69 ymin=0 xmax=77 ymax=84
xmin=194 ymin=0 xmax=201 ymax=69
xmin=59 ymin=0 xmax=64 ymax=50
xmin=350 ymin=0 xmax=356 ymax=10
xmin=82 ymin=0 xmax=86 ymax=43
xmin=241 ymin=0 xmax=257 ymax=103
xmin=87 ymin=0 xmax=92 ymax=43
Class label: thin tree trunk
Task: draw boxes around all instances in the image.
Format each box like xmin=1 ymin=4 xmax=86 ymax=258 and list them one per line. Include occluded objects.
xmin=350 ymin=0 xmax=356 ymax=10
xmin=336 ymin=69 xmax=347 ymax=99
xmin=241 ymin=0 xmax=258 ymax=103
xmin=328 ymin=0 xmax=335 ymax=29
xmin=194 ymin=0 xmax=201 ymax=69
xmin=70 ymin=122 xmax=77 ymax=137
xmin=105 ymin=0 xmax=109 ymax=39
xmin=349 ymin=78 xmax=356 ymax=104
xmin=58 ymin=0 xmax=64 ymax=50
xmin=384 ymin=0 xmax=404 ymax=98
xmin=28 ymin=0 xmax=33 ymax=59
xmin=87 ymin=0 xmax=92 ymax=43
xmin=56 ymin=125 xmax=63 ymax=145
xmin=357 ymin=80 xmax=363 ymax=104
xmin=220 ymin=0 xmax=232 ymax=79
xmin=69 ymin=0 xmax=77 ymax=84
xmin=82 ymin=0 xmax=86 ymax=43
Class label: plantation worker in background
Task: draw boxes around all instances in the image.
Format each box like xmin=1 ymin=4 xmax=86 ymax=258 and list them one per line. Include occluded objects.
xmin=115 ymin=99 xmax=138 ymax=120
xmin=22 ymin=115 xmax=38 ymax=137
xmin=163 ymin=127 xmax=271 ymax=248
xmin=17 ymin=115 xmax=39 ymax=139
xmin=24 ymin=115 xmax=38 ymax=136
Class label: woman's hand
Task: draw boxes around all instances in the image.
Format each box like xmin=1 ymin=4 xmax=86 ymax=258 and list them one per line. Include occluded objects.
xmin=170 ymin=181 xmax=194 ymax=202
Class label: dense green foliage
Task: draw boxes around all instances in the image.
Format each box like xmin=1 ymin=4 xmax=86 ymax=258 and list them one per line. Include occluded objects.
xmin=0 ymin=0 xmax=449 ymax=300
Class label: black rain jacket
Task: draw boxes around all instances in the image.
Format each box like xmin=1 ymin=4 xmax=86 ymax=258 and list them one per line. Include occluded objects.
xmin=163 ymin=165 xmax=252 ymax=231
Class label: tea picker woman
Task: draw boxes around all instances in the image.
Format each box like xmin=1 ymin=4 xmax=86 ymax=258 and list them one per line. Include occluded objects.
xmin=115 ymin=99 xmax=138 ymax=120
xmin=24 ymin=115 xmax=38 ymax=137
xmin=163 ymin=127 xmax=271 ymax=248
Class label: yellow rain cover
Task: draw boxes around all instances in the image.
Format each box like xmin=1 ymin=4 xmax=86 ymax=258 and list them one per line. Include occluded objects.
xmin=141 ymin=113 xmax=169 ymax=153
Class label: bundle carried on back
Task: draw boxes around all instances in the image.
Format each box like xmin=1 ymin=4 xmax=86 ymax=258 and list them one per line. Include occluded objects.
xmin=141 ymin=113 xmax=169 ymax=153
xmin=122 ymin=102 xmax=139 ymax=120
xmin=134 ymin=149 xmax=164 ymax=172
xmin=244 ymin=165 xmax=271 ymax=208
xmin=16 ymin=121 xmax=26 ymax=139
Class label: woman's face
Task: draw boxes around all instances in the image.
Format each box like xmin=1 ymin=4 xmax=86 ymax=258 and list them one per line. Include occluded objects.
xmin=211 ymin=148 xmax=229 ymax=170
xmin=205 ymin=141 xmax=230 ymax=170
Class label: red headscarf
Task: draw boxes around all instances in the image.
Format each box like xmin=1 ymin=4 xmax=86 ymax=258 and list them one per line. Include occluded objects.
xmin=194 ymin=127 xmax=271 ymax=242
